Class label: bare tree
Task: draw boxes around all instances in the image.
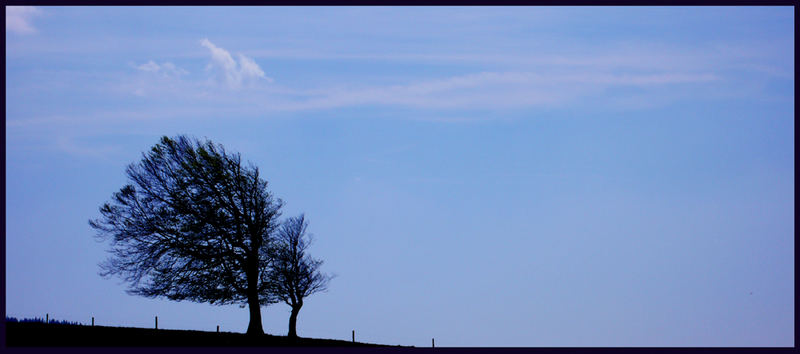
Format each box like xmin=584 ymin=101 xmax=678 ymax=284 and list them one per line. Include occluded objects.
xmin=89 ymin=135 xmax=283 ymax=335
xmin=270 ymin=214 xmax=333 ymax=339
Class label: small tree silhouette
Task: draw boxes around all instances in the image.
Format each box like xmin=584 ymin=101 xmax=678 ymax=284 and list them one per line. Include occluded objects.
xmin=269 ymin=214 xmax=333 ymax=339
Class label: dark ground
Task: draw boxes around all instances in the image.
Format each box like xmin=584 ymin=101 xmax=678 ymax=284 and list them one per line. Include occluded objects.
xmin=4 ymin=322 xmax=401 ymax=347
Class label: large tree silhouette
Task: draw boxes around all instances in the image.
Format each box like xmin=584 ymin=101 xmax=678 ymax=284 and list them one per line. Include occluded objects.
xmin=89 ymin=135 xmax=283 ymax=335
xmin=270 ymin=214 xmax=332 ymax=339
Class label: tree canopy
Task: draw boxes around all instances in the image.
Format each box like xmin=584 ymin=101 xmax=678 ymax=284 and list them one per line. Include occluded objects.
xmin=89 ymin=135 xmax=283 ymax=335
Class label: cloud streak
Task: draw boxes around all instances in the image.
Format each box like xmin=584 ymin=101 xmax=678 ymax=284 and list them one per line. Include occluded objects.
xmin=135 ymin=60 xmax=189 ymax=77
xmin=115 ymin=67 xmax=723 ymax=115
xmin=119 ymin=36 xmax=729 ymax=115
xmin=278 ymin=71 xmax=720 ymax=110
xmin=6 ymin=6 xmax=42 ymax=34
xmin=33 ymin=34 xmax=766 ymax=127
xmin=200 ymin=38 xmax=272 ymax=89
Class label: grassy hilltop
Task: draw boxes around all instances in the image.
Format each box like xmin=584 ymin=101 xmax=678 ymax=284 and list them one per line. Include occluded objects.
xmin=5 ymin=320 xmax=398 ymax=347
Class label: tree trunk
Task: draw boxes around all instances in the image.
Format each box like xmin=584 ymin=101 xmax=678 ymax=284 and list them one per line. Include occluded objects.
xmin=244 ymin=237 xmax=265 ymax=336
xmin=246 ymin=293 xmax=264 ymax=335
xmin=288 ymin=305 xmax=301 ymax=338
xmin=245 ymin=256 xmax=264 ymax=335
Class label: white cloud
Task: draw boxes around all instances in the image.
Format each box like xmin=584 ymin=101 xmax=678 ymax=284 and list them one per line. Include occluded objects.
xmin=160 ymin=62 xmax=188 ymax=75
xmin=200 ymin=38 xmax=272 ymax=89
xmin=129 ymin=60 xmax=190 ymax=96
xmin=6 ymin=6 xmax=42 ymax=34
xmin=137 ymin=60 xmax=161 ymax=72
xmin=237 ymin=54 xmax=267 ymax=81
xmin=135 ymin=60 xmax=189 ymax=77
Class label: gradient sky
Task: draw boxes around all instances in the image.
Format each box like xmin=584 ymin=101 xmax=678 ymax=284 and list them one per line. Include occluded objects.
xmin=4 ymin=6 xmax=794 ymax=347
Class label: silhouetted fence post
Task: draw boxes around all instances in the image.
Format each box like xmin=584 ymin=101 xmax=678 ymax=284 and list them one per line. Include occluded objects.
xmin=217 ymin=325 xmax=219 ymax=333
xmin=155 ymin=316 xmax=158 ymax=329
xmin=92 ymin=317 xmax=94 ymax=326
xmin=46 ymin=314 xmax=49 ymax=323
xmin=432 ymin=338 xmax=435 ymax=348
xmin=352 ymin=330 xmax=355 ymax=343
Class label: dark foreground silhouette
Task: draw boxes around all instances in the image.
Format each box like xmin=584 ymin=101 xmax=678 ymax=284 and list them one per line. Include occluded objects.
xmin=5 ymin=322 xmax=398 ymax=347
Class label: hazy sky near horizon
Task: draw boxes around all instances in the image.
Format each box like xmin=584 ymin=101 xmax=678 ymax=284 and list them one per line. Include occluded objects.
xmin=5 ymin=6 xmax=794 ymax=347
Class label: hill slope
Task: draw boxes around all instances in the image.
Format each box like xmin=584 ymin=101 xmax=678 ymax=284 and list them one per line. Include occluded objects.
xmin=4 ymin=322 xmax=397 ymax=347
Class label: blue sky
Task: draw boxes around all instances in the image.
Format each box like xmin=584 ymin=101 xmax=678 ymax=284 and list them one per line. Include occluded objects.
xmin=4 ymin=6 xmax=794 ymax=347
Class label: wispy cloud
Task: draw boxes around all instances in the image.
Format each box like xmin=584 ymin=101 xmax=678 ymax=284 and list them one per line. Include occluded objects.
xmin=110 ymin=64 xmax=724 ymax=117
xmin=279 ymin=71 xmax=720 ymax=110
xmin=18 ymin=35 xmax=762 ymax=129
xmin=129 ymin=60 xmax=190 ymax=96
xmin=6 ymin=6 xmax=42 ymax=34
xmin=135 ymin=60 xmax=189 ymax=77
xmin=121 ymin=36 xmax=729 ymax=113
xmin=200 ymin=38 xmax=272 ymax=89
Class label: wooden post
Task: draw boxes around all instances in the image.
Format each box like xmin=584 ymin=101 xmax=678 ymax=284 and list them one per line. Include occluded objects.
xmin=217 ymin=325 xmax=219 ymax=333
xmin=432 ymin=338 xmax=435 ymax=348
xmin=155 ymin=316 xmax=158 ymax=329
xmin=92 ymin=317 xmax=94 ymax=326
xmin=46 ymin=314 xmax=49 ymax=323
xmin=352 ymin=330 xmax=355 ymax=343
